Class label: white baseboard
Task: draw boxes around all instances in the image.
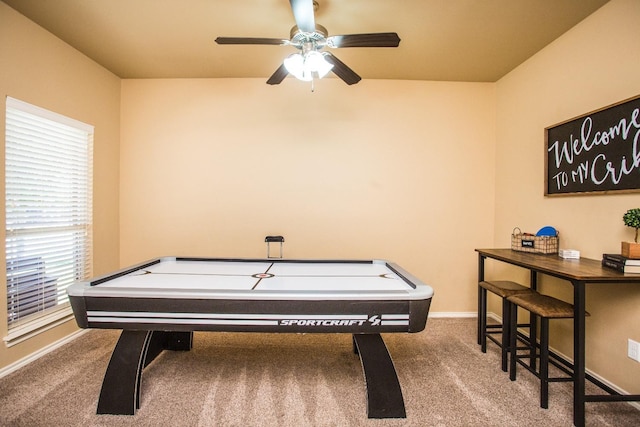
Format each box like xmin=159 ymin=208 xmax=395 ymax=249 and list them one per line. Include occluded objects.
xmin=0 ymin=328 xmax=87 ymax=379
xmin=430 ymin=311 xmax=477 ymax=318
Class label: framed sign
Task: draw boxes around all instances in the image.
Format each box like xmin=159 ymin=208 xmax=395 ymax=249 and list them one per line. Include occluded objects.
xmin=545 ymin=95 xmax=640 ymax=196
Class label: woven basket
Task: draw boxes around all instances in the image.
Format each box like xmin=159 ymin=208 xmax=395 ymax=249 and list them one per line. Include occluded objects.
xmin=511 ymin=227 xmax=559 ymax=254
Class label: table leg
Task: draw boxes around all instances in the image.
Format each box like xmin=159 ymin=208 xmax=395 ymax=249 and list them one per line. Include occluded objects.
xmin=573 ymin=281 xmax=586 ymax=427
xmin=97 ymin=330 xmax=152 ymax=415
xmin=352 ymin=334 xmax=406 ymax=418
xmin=477 ymin=254 xmax=486 ymax=345
xmin=97 ymin=330 xmax=193 ymax=415
xmin=529 ymin=271 xmax=538 ymax=370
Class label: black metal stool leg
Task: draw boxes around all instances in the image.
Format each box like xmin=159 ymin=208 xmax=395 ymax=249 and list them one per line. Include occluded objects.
xmin=501 ymin=297 xmax=511 ymax=372
xmin=479 ymin=287 xmax=488 ymax=351
xmin=540 ymin=319 xmax=550 ymax=409
xmin=529 ymin=314 xmax=538 ymax=371
xmin=509 ymin=303 xmax=518 ymax=381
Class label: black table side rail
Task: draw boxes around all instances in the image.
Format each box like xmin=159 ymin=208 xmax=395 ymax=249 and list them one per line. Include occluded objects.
xmin=90 ymin=259 xmax=162 ymax=286
xmin=175 ymin=257 xmax=375 ymax=264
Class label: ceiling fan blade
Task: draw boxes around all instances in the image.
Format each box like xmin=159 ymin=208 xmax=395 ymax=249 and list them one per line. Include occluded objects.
xmin=215 ymin=37 xmax=288 ymax=46
xmin=289 ymin=0 xmax=315 ymax=33
xmin=266 ymin=64 xmax=289 ymax=85
xmin=327 ymin=33 xmax=401 ymax=48
xmin=323 ymin=54 xmax=361 ymax=85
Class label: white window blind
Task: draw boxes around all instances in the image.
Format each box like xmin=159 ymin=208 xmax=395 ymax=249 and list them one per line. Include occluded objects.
xmin=5 ymin=97 xmax=93 ymax=334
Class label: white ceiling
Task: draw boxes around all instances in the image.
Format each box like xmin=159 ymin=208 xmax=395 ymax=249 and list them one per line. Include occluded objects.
xmin=2 ymin=0 xmax=610 ymax=82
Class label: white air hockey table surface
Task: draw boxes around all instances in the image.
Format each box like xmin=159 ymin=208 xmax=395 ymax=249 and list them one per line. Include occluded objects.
xmin=68 ymin=257 xmax=434 ymax=333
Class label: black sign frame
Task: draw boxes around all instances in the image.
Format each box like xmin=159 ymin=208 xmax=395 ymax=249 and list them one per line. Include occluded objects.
xmin=545 ymin=95 xmax=640 ymax=196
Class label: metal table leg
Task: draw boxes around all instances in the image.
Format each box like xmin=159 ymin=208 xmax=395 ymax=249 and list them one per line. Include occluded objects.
xmin=573 ymin=281 xmax=586 ymax=427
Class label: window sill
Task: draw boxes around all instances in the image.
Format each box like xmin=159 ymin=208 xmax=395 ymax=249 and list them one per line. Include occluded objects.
xmin=4 ymin=306 xmax=75 ymax=347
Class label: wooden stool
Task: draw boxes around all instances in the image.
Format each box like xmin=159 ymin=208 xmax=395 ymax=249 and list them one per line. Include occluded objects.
xmin=507 ymin=292 xmax=587 ymax=409
xmin=478 ymin=280 xmax=535 ymax=371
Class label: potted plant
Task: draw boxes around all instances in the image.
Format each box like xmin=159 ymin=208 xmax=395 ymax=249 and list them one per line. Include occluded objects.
xmin=622 ymin=208 xmax=640 ymax=259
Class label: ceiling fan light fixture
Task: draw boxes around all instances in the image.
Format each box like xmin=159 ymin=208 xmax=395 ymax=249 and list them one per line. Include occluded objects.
xmin=307 ymin=51 xmax=333 ymax=78
xmin=284 ymin=53 xmax=310 ymax=81
xmin=284 ymin=51 xmax=333 ymax=82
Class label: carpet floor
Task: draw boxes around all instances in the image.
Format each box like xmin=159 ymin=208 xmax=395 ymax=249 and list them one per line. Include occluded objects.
xmin=0 ymin=318 xmax=638 ymax=426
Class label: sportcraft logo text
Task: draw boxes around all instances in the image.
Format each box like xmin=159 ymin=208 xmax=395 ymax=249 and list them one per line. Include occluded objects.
xmin=279 ymin=315 xmax=381 ymax=327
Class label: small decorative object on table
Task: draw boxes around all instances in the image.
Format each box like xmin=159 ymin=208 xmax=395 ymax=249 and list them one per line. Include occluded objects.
xmin=559 ymin=249 xmax=580 ymax=259
xmin=511 ymin=226 xmax=559 ymax=254
xmin=622 ymin=208 xmax=640 ymax=259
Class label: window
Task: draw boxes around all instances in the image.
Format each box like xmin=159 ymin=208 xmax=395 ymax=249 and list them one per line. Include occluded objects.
xmin=5 ymin=97 xmax=93 ymax=344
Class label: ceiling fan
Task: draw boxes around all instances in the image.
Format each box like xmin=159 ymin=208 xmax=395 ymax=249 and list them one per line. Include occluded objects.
xmin=215 ymin=0 xmax=401 ymax=86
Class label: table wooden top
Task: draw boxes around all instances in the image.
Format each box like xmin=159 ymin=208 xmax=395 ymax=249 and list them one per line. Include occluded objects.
xmin=475 ymin=248 xmax=640 ymax=283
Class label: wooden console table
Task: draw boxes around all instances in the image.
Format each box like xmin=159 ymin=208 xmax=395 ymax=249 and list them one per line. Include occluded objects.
xmin=476 ymin=248 xmax=640 ymax=427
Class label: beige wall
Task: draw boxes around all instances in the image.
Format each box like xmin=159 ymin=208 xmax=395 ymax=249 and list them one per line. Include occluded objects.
xmin=120 ymin=78 xmax=496 ymax=314
xmin=0 ymin=3 xmax=121 ymax=368
xmin=493 ymin=0 xmax=640 ymax=393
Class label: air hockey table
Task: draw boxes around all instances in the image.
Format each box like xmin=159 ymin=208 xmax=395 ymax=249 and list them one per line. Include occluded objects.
xmin=68 ymin=257 xmax=434 ymax=419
